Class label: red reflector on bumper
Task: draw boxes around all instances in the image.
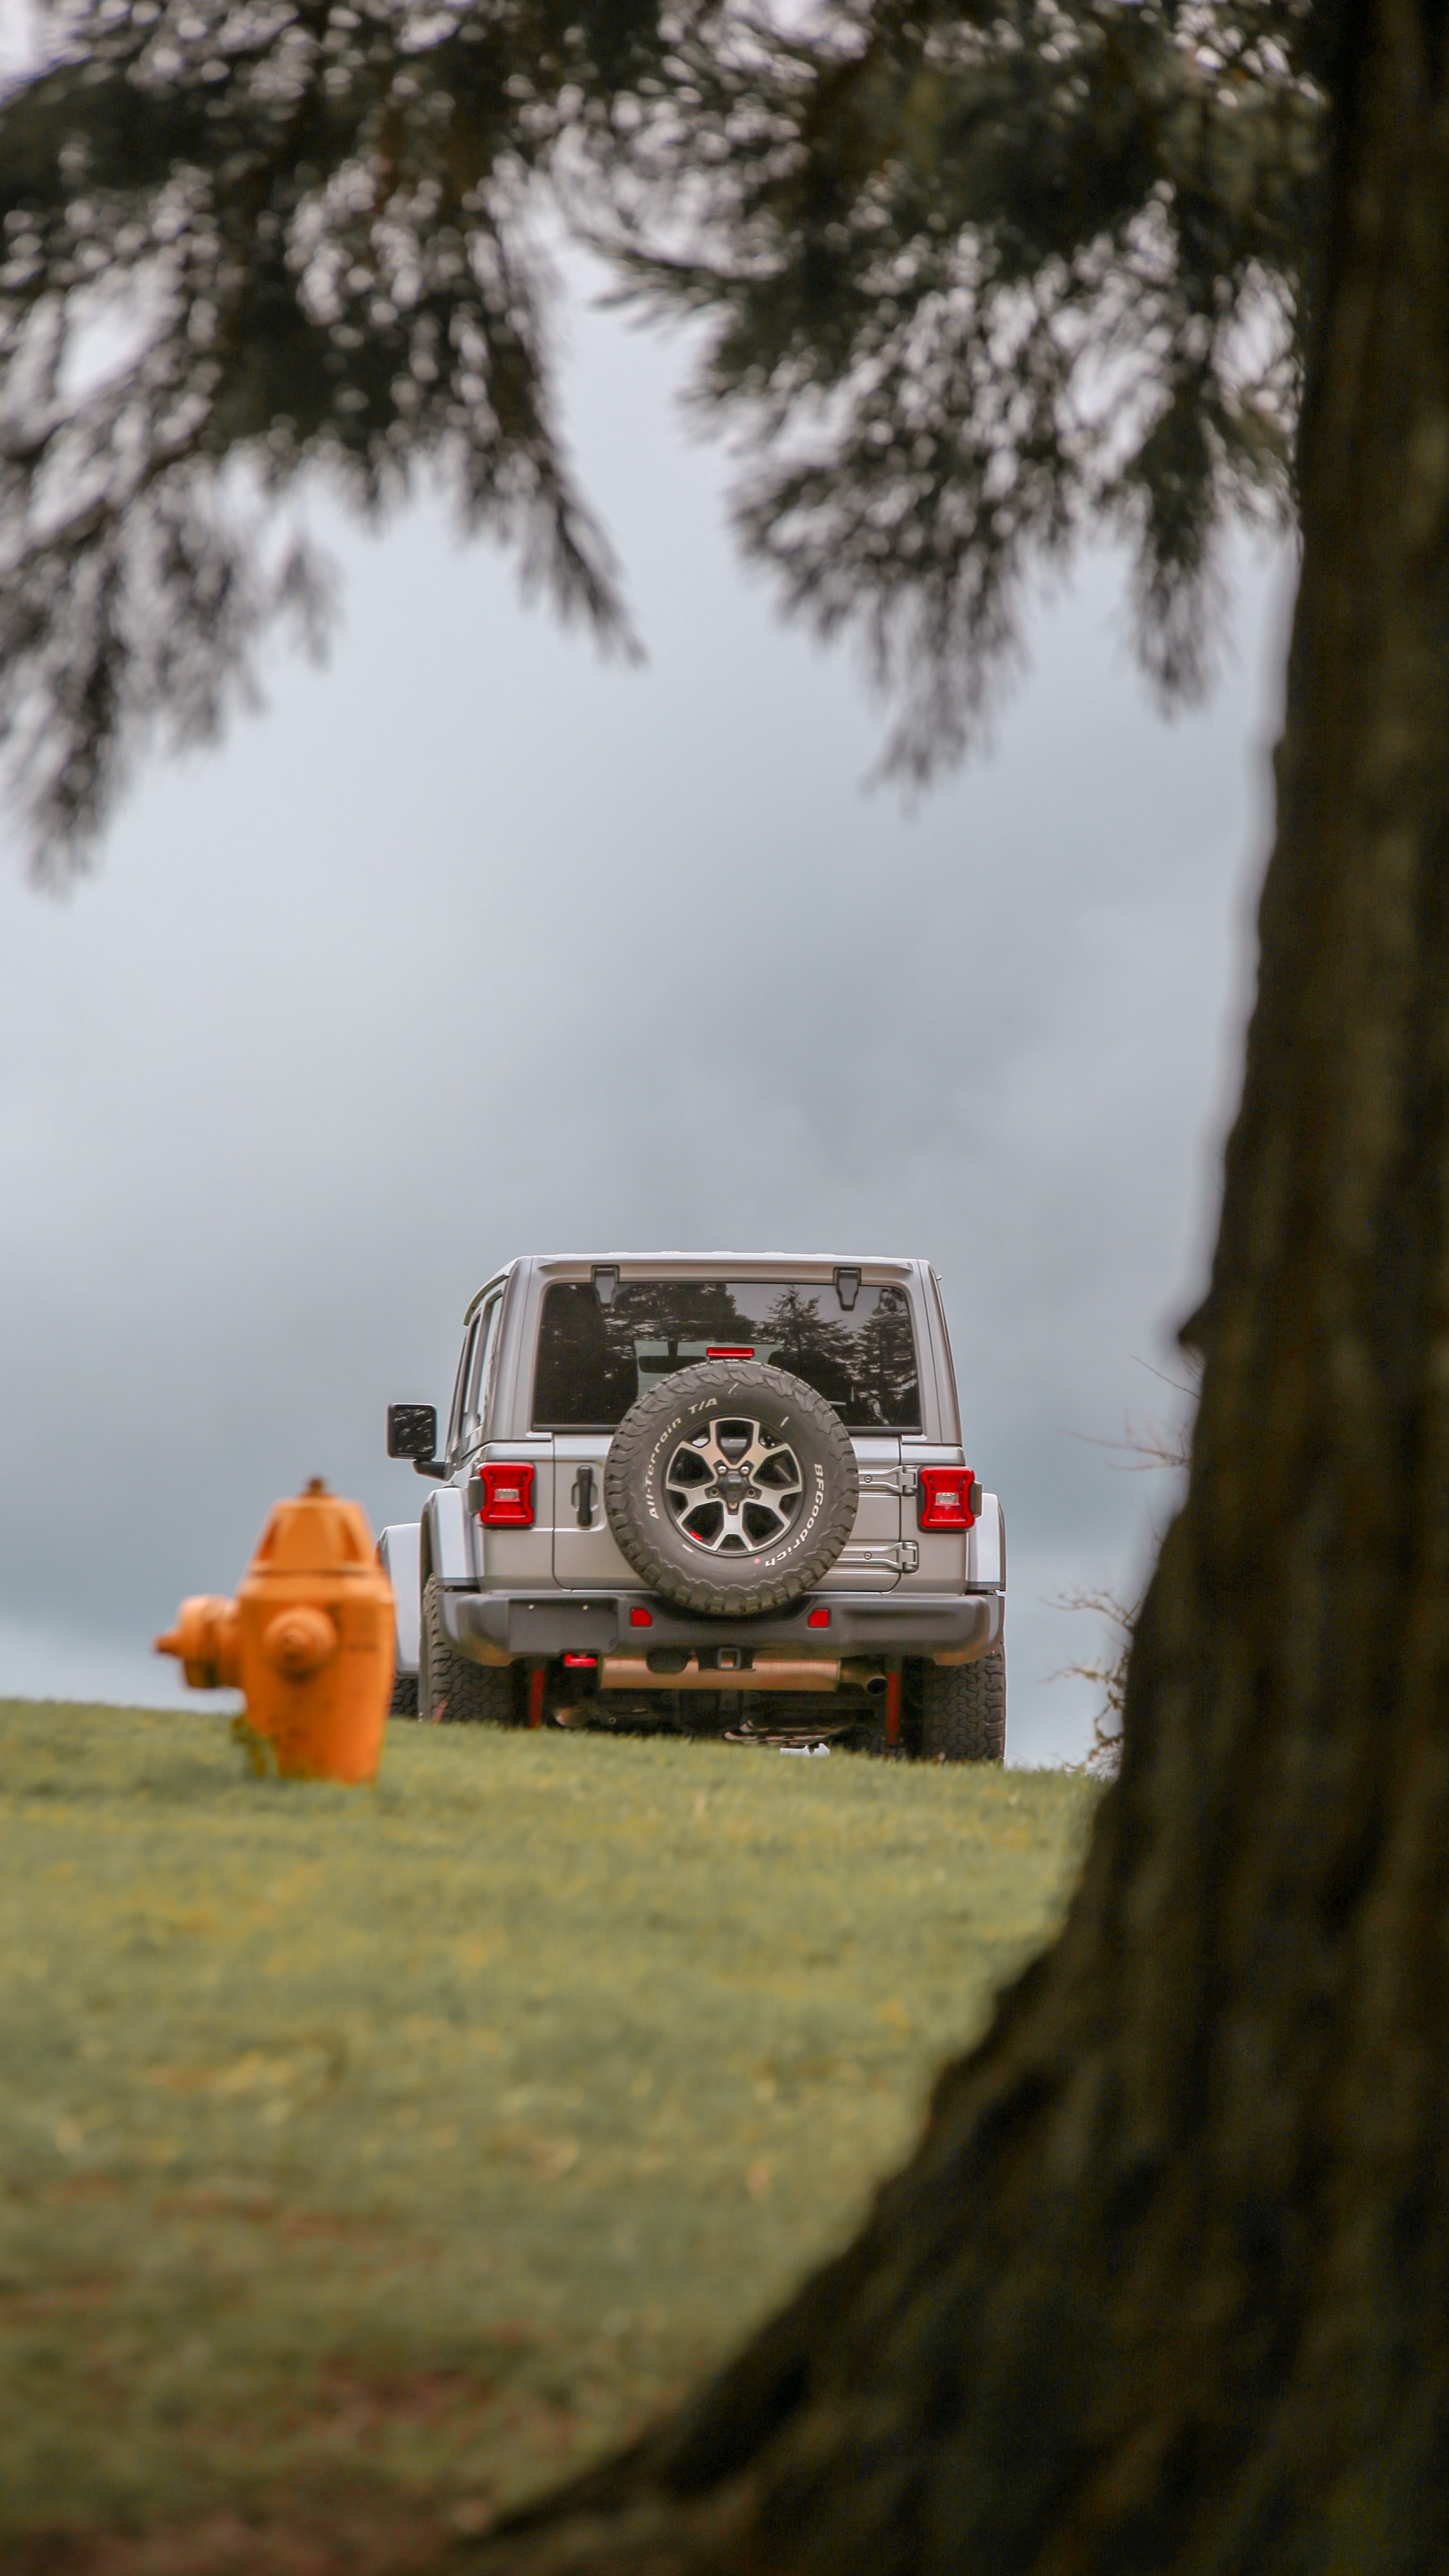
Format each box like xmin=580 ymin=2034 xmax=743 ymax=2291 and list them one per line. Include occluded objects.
xmin=630 ymin=1606 xmax=653 ymax=1628
xmin=563 ymin=1653 xmax=597 ymax=1668
xmin=807 ymin=1607 xmax=830 ymax=1628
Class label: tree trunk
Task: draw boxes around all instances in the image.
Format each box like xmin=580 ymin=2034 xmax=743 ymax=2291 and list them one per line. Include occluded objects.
xmin=472 ymin=6 xmax=1449 ymax=2566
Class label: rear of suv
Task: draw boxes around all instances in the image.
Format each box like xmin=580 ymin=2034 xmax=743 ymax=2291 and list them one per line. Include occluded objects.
xmin=379 ymin=1255 xmax=1005 ymax=1759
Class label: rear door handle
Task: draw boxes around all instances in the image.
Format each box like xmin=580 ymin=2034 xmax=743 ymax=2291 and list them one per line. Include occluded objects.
xmin=572 ymin=1467 xmax=595 ymax=1528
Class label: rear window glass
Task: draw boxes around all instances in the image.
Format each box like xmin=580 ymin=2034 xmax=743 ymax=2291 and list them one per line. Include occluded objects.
xmin=532 ymin=1280 xmax=921 ymax=1431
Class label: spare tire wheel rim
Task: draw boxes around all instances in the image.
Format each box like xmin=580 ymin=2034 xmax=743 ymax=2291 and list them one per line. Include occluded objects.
xmin=605 ymin=1361 xmax=858 ymax=1614
xmin=664 ymin=1417 xmax=804 ymax=1556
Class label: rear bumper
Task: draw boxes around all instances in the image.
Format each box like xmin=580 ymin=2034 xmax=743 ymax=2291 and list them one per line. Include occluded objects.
xmin=442 ymin=1586 xmax=1003 ymax=1668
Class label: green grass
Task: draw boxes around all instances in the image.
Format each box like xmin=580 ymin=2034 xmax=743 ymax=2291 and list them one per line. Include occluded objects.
xmin=0 ymin=1700 xmax=1096 ymax=2553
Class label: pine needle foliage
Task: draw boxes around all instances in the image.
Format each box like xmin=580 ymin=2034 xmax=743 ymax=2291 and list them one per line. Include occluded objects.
xmin=0 ymin=0 xmax=1323 ymax=876
xmin=0 ymin=0 xmax=650 ymax=879
xmin=593 ymin=0 xmax=1321 ymax=776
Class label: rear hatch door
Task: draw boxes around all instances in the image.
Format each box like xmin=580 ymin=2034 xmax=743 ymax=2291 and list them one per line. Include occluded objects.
xmin=537 ymin=1270 xmax=918 ymax=1594
xmin=552 ymin=1434 xmax=906 ymax=1590
xmin=822 ymin=1436 xmax=904 ymax=1590
xmin=552 ymin=1432 xmax=636 ymax=1587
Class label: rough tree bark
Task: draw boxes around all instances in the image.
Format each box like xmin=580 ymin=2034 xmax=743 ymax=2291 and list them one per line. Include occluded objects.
xmin=467 ymin=3 xmax=1449 ymax=2566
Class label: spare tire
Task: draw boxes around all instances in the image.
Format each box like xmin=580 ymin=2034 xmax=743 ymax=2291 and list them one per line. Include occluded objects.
xmin=604 ymin=1360 xmax=859 ymax=1615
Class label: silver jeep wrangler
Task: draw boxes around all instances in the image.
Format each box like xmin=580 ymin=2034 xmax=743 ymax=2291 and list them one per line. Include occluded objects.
xmin=379 ymin=1255 xmax=1005 ymax=1759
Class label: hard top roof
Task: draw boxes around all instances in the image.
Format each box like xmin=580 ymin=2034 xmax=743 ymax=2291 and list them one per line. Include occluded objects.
xmin=466 ymin=1253 xmax=925 ymax=1321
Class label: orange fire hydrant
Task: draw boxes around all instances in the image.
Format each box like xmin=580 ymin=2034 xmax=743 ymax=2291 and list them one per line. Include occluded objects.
xmin=155 ymin=1479 xmax=394 ymax=1783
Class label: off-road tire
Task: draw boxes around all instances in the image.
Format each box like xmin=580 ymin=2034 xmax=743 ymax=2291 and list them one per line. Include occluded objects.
xmin=920 ymin=1646 xmax=1007 ymax=1763
xmin=418 ymin=1574 xmax=516 ymax=1726
xmin=604 ymin=1360 xmax=859 ymax=1616
xmin=389 ymin=1672 xmax=419 ymax=1719
xmin=848 ymin=1711 xmax=892 ymax=1757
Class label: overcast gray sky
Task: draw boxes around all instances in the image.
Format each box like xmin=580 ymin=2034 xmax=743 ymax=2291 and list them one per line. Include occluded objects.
xmin=0 ymin=263 xmax=1290 ymax=1763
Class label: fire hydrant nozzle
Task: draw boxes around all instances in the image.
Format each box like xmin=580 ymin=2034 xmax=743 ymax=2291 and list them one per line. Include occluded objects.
xmin=153 ymin=1596 xmax=241 ymax=1692
xmin=262 ymin=1605 xmax=338 ymax=1679
xmin=155 ymin=1481 xmax=394 ymax=1783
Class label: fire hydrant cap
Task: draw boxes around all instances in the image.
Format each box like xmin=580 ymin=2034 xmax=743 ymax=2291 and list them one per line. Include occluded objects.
xmin=251 ymin=1481 xmax=375 ymax=1576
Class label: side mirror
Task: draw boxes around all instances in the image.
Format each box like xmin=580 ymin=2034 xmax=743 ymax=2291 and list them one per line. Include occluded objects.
xmin=387 ymin=1403 xmax=438 ymax=1462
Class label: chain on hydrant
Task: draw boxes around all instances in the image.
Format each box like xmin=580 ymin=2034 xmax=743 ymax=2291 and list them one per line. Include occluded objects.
xmin=154 ymin=1479 xmax=395 ymax=1783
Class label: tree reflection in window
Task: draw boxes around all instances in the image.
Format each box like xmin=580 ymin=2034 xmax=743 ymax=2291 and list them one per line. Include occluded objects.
xmin=532 ymin=1281 xmax=921 ymax=1430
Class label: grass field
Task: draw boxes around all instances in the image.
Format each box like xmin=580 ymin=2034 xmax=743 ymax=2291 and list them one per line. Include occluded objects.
xmin=0 ymin=1700 xmax=1096 ymax=2566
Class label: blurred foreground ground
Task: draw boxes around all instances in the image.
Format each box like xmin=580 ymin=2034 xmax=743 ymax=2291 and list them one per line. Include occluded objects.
xmin=0 ymin=1703 xmax=1095 ymax=2570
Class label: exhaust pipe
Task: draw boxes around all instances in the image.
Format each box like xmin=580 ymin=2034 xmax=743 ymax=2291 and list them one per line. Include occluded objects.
xmin=839 ymin=1660 xmax=890 ymax=1696
xmin=599 ymin=1653 xmax=842 ymax=1693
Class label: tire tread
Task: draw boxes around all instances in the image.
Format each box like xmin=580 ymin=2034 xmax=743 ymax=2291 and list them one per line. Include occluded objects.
xmin=920 ymin=1646 xmax=1006 ymax=1764
xmin=419 ymin=1574 xmax=515 ymax=1726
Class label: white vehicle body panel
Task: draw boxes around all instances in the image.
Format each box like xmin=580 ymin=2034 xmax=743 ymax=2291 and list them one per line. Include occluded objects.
xmin=423 ymin=1482 xmax=470 ymax=1582
xmin=970 ymin=1493 xmax=1004 ymax=1589
xmin=378 ymin=1521 xmax=421 ymax=1675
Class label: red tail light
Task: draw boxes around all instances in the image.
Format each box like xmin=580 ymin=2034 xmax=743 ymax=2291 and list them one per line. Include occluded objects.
xmin=476 ymin=1462 xmax=535 ymax=1527
xmin=918 ymin=1468 xmax=981 ymax=1531
xmin=707 ymin=1346 xmax=755 ymax=1358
